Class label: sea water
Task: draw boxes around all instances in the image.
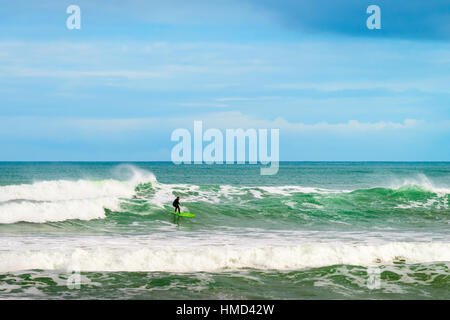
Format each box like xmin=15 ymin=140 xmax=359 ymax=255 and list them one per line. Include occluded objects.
xmin=0 ymin=162 xmax=448 ymax=299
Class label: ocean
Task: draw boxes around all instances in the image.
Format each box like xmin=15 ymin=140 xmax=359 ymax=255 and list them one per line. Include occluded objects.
xmin=0 ymin=162 xmax=448 ymax=299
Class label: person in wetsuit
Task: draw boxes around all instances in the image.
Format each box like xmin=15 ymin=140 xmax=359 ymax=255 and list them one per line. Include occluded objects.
xmin=173 ymin=196 xmax=181 ymax=213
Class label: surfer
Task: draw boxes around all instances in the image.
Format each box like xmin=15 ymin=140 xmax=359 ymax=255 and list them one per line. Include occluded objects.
xmin=173 ymin=196 xmax=181 ymax=214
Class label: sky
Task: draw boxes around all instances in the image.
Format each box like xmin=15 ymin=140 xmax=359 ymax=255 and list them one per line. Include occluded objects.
xmin=0 ymin=0 xmax=449 ymax=161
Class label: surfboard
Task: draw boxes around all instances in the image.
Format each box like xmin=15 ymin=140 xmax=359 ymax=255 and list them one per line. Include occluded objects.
xmin=171 ymin=211 xmax=195 ymax=218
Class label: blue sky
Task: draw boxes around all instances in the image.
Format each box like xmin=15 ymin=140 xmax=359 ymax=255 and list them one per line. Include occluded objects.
xmin=0 ymin=0 xmax=449 ymax=161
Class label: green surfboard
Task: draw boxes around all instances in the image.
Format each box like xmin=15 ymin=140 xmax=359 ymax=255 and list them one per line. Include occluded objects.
xmin=171 ymin=211 xmax=195 ymax=218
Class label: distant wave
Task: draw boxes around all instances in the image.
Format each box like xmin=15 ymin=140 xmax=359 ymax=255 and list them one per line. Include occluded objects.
xmin=387 ymin=174 xmax=450 ymax=195
xmin=142 ymin=179 xmax=449 ymax=214
xmin=144 ymin=173 xmax=449 ymax=206
xmin=0 ymin=168 xmax=448 ymax=224
xmin=0 ymin=242 xmax=448 ymax=272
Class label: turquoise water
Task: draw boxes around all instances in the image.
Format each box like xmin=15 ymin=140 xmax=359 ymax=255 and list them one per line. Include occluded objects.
xmin=0 ymin=162 xmax=449 ymax=299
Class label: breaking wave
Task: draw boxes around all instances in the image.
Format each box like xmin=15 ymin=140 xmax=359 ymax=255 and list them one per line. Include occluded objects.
xmin=0 ymin=166 xmax=156 ymax=224
xmin=0 ymin=242 xmax=449 ymax=273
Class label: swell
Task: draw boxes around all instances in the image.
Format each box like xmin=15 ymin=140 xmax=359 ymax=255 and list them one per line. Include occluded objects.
xmin=132 ymin=180 xmax=449 ymax=226
xmin=0 ymin=168 xmax=448 ymax=225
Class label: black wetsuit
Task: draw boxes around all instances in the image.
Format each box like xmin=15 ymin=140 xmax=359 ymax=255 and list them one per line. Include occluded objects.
xmin=173 ymin=199 xmax=181 ymax=213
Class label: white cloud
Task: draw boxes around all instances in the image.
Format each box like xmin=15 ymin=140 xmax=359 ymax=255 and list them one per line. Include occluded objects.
xmin=0 ymin=40 xmax=448 ymax=95
xmin=194 ymin=112 xmax=424 ymax=132
xmin=177 ymin=103 xmax=229 ymax=108
xmin=0 ymin=114 xmax=428 ymax=139
xmin=1 ymin=68 xmax=166 ymax=79
xmin=268 ymin=80 xmax=450 ymax=94
xmin=215 ymin=96 xmax=281 ymax=102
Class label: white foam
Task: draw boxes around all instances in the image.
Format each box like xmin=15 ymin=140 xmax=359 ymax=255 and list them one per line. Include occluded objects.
xmin=0 ymin=167 xmax=156 ymax=203
xmin=258 ymin=186 xmax=328 ymax=195
xmin=0 ymin=242 xmax=448 ymax=273
xmin=396 ymin=197 xmax=448 ymax=210
xmin=145 ymin=183 xmax=343 ymax=208
xmin=390 ymin=174 xmax=450 ymax=195
xmin=0 ymin=166 xmax=156 ymax=224
xmin=0 ymin=198 xmax=119 ymax=224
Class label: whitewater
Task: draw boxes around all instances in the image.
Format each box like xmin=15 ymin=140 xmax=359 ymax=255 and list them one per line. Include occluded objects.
xmin=0 ymin=162 xmax=448 ymax=299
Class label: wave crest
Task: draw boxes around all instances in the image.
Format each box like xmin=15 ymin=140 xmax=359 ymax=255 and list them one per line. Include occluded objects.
xmin=0 ymin=242 xmax=448 ymax=272
xmin=0 ymin=166 xmax=156 ymax=224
